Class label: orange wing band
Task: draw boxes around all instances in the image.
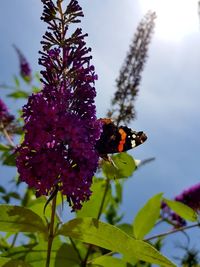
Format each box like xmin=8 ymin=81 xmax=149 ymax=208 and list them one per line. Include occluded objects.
xmin=118 ymin=128 xmax=127 ymax=152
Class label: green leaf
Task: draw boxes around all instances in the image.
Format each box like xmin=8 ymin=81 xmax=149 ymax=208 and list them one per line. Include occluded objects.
xmin=133 ymin=193 xmax=163 ymax=239
xmin=7 ymin=192 xmax=21 ymax=200
xmin=117 ymin=223 xmax=134 ymax=237
xmin=13 ymin=76 xmax=20 ymax=88
xmin=34 ymin=72 xmax=41 ymax=82
xmin=0 ymin=205 xmax=47 ymax=233
xmin=0 ymin=186 xmax=6 ymax=194
xmin=55 ymin=244 xmax=80 ymax=267
xmin=25 ymin=237 xmax=62 ymax=267
xmin=91 ymin=255 xmax=133 ymax=267
xmin=0 ymin=257 xmax=10 ymax=266
xmin=0 ymin=144 xmax=11 ymax=152
xmin=102 ymin=153 xmax=136 ymax=180
xmin=76 ymin=178 xmax=111 ymax=218
xmin=1 ymin=151 xmax=16 ymax=167
xmin=2 ymin=259 xmax=32 ymax=267
xmin=27 ymin=196 xmax=52 ymax=222
xmin=164 ymin=198 xmax=198 ymax=222
xmin=31 ymin=86 xmax=40 ymax=93
xmin=57 ymin=217 xmax=176 ymax=267
xmin=115 ymin=182 xmax=122 ymax=203
xmin=7 ymin=91 xmax=29 ymax=99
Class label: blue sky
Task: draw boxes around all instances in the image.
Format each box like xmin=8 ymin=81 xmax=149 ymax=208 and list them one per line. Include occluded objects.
xmin=1 ymin=0 xmax=200 ymax=263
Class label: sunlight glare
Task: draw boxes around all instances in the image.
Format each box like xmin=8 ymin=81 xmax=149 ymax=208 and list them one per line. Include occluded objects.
xmin=139 ymin=0 xmax=199 ymax=42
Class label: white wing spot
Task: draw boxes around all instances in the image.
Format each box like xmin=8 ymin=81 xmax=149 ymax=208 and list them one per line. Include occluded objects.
xmin=131 ymin=140 xmax=136 ymax=147
xmin=132 ymin=134 xmax=136 ymax=139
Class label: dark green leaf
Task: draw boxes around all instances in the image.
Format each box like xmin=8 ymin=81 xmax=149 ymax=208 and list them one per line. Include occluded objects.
xmin=164 ymin=198 xmax=198 ymax=222
xmin=7 ymin=192 xmax=21 ymax=200
xmin=1 ymin=151 xmax=16 ymax=166
xmin=102 ymin=153 xmax=136 ymax=180
xmin=0 ymin=205 xmax=47 ymax=233
xmin=55 ymin=244 xmax=80 ymax=267
xmin=117 ymin=223 xmax=134 ymax=237
xmin=0 ymin=257 xmax=10 ymax=265
xmin=3 ymin=259 xmax=32 ymax=267
xmin=0 ymin=186 xmax=6 ymax=194
xmin=7 ymin=91 xmax=29 ymax=99
xmin=133 ymin=193 xmax=163 ymax=239
xmin=115 ymin=182 xmax=122 ymax=203
xmin=57 ymin=217 xmax=176 ymax=267
xmin=0 ymin=144 xmax=12 ymax=152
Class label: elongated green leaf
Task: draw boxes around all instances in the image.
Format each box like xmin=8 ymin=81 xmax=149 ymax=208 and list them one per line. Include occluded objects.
xmin=133 ymin=193 xmax=163 ymax=239
xmin=8 ymin=91 xmax=29 ymax=99
xmin=2 ymin=259 xmax=32 ymax=267
xmin=57 ymin=218 xmax=176 ymax=267
xmin=0 ymin=144 xmax=11 ymax=152
xmin=102 ymin=153 xmax=136 ymax=180
xmin=164 ymin=198 xmax=198 ymax=222
xmin=13 ymin=76 xmax=20 ymax=88
xmin=76 ymin=178 xmax=111 ymax=218
xmin=91 ymin=255 xmax=132 ymax=267
xmin=0 ymin=205 xmax=47 ymax=233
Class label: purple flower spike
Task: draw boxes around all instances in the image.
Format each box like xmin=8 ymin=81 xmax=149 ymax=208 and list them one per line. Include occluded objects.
xmin=175 ymin=183 xmax=200 ymax=211
xmin=162 ymin=183 xmax=200 ymax=227
xmin=14 ymin=45 xmax=32 ymax=82
xmin=0 ymin=98 xmax=14 ymax=127
xmin=16 ymin=0 xmax=102 ymax=211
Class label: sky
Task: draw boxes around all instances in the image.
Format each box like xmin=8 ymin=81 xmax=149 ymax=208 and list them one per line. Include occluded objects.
xmin=1 ymin=0 xmax=200 ymax=263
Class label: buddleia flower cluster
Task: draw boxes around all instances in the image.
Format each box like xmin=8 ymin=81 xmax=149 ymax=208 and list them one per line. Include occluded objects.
xmin=162 ymin=183 xmax=200 ymax=227
xmin=16 ymin=0 xmax=102 ymax=210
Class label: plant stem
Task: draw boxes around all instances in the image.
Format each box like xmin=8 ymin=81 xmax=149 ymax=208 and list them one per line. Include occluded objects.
xmin=70 ymin=237 xmax=83 ymax=263
xmin=97 ymin=178 xmax=110 ymax=220
xmin=0 ymin=123 xmax=15 ymax=147
xmin=10 ymin=233 xmax=18 ymax=248
xmin=46 ymin=192 xmax=57 ymax=267
xmin=145 ymin=223 xmax=200 ymax=242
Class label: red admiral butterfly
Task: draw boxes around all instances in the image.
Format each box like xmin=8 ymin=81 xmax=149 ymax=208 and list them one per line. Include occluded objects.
xmin=95 ymin=118 xmax=147 ymax=156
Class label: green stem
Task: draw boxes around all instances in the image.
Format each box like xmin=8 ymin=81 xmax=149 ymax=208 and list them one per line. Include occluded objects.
xmin=97 ymin=178 xmax=110 ymax=220
xmin=46 ymin=192 xmax=57 ymax=267
xmin=70 ymin=237 xmax=83 ymax=263
xmin=10 ymin=233 xmax=18 ymax=248
xmin=82 ymin=178 xmax=110 ymax=266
